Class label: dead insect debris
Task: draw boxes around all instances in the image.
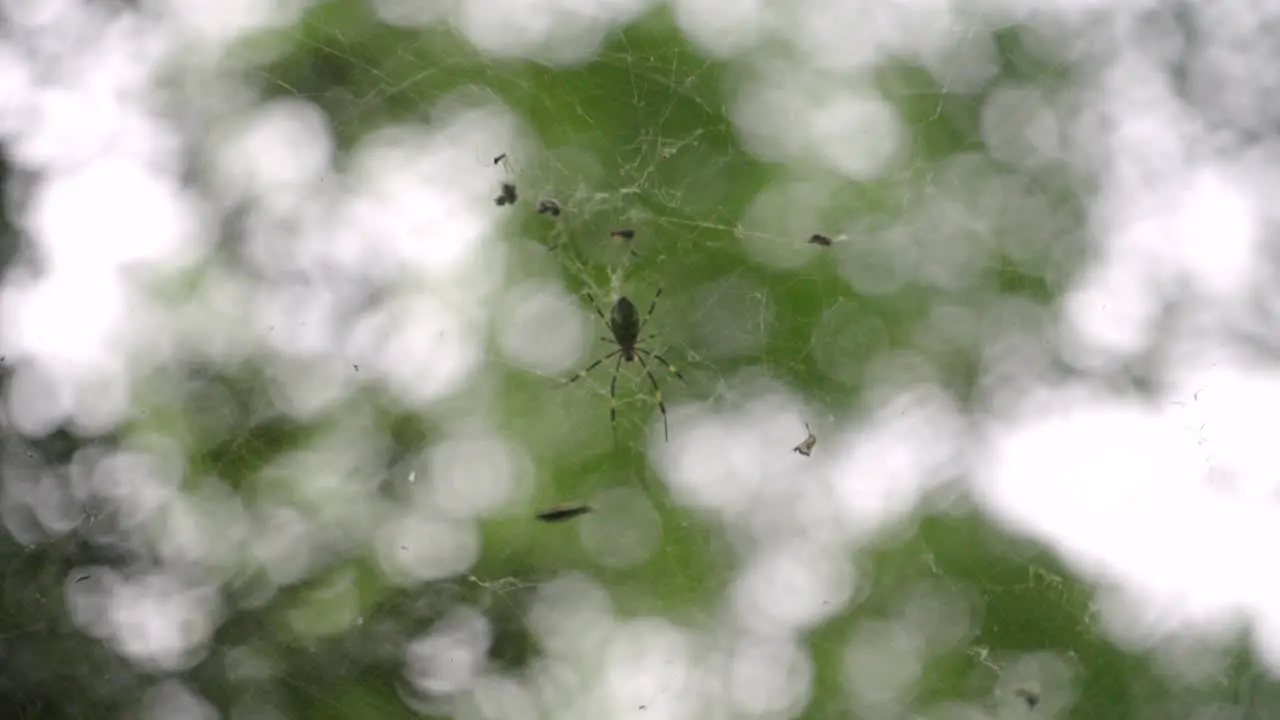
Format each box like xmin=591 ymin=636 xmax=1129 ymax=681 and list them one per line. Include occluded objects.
xmin=494 ymin=182 xmax=518 ymax=206
xmin=1013 ymin=687 xmax=1040 ymax=710
xmin=793 ymin=423 xmax=817 ymax=457
xmin=536 ymin=505 xmax=592 ymax=523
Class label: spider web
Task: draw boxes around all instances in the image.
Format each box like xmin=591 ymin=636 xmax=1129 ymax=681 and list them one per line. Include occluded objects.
xmin=223 ymin=12 xmax=1091 ymax=715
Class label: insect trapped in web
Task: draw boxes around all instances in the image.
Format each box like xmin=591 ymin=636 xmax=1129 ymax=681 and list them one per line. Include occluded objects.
xmin=793 ymin=423 xmax=817 ymax=456
xmin=494 ymin=182 xmax=518 ymax=206
xmin=536 ymin=505 xmax=592 ymax=523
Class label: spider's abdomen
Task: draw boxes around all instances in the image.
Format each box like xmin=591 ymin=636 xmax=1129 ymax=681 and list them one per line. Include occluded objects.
xmin=609 ymin=296 xmax=641 ymax=349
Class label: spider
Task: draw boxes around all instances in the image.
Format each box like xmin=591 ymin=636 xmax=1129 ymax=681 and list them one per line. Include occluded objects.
xmin=562 ymin=287 xmax=686 ymax=442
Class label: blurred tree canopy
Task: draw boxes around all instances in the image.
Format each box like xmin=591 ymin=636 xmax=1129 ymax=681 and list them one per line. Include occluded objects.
xmin=1 ymin=0 xmax=1278 ymax=718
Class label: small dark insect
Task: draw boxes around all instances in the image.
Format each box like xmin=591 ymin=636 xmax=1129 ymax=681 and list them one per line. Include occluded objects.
xmin=494 ymin=182 xmax=518 ymax=206
xmin=793 ymin=423 xmax=817 ymax=456
xmin=808 ymin=233 xmax=832 ymax=247
xmin=1013 ymin=687 xmax=1040 ymax=709
xmin=609 ymin=228 xmax=639 ymax=257
xmin=493 ymin=153 xmax=507 ymax=165
xmin=537 ymin=199 xmax=562 ymax=217
xmin=536 ymin=505 xmax=593 ymax=523
xmin=74 ymin=575 xmax=89 ymax=583
xmin=561 ymin=287 xmax=687 ymax=443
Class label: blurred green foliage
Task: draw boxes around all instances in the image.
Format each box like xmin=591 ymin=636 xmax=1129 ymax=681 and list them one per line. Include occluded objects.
xmin=1 ymin=1 xmax=1277 ymax=718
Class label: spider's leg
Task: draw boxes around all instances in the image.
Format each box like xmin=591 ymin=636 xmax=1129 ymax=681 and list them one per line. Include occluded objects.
xmin=637 ymin=348 xmax=686 ymax=385
xmin=634 ymin=353 xmax=669 ymax=442
xmin=583 ymin=292 xmax=610 ymax=325
xmin=636 ymin=286 xmax=663 ymax=333
xmin=608 ymin=353 xmax=624 ymax=447
xmin=561 ymin=349 xmax=621 ymax=386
